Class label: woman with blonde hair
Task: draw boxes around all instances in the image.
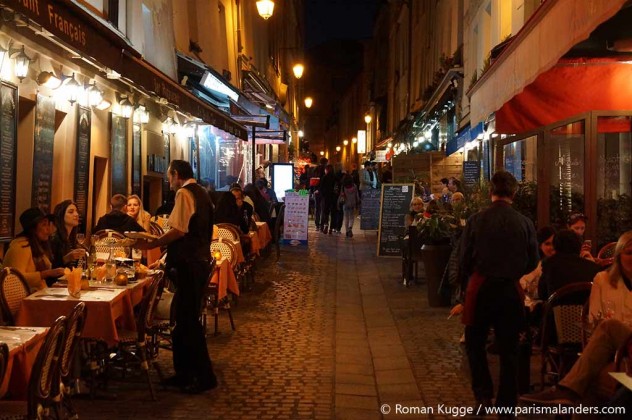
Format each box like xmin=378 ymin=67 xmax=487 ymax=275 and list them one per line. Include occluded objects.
xmin=405 ymin=196 xmax=424 ymax=228
xmin=127 ymin=194 xmax=151 ymax=232
xmin=588 ymin=230 xmax=632 ymax=322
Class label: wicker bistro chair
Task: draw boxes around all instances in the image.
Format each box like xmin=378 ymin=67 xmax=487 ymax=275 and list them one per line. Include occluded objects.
xmin=52 ymin=302 xmax=87 ymax=419
xmin=0 ymin=342 xmax=8 ymax=399
xmin=0 ymin=267 xmax=30 ymax=326
xmin=91 ymin=229 xmax=125 ymax=240
xmin=0 ymin=316 xmax=66 ymax=420
xmin=597 ymin=242 xmax=617 ymax=267
xmin=208 ymin=241 xmax=236 ymax=336
xmin=109 ymin=272 xmax=165 ymax=401
xmin=148 ymin=221 xmax=164 ymax=237
xmin=540 ymin=282 xmax=593 ymax=389
xmin=215 ymin=223 xmax=241 ymax=242
xmin=93 ymin=236 xmax=129 ymax=260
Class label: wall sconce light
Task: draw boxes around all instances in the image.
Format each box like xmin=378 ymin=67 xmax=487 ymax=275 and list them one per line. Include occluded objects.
xmin=134 ymin=104 xmax=149 ymax=124
xmin=335 ymin=146 xmax=341 ymax=152
xmin=95 ymin=99 xmax=112 ymax=111
xmin=64 ymin=73 xmax=81 ymax=105
xmin=256 ymin=0 xmax=275 ymax=19
xmin=36 ymin=71 xmax=62 ymax=89
xmin=12 ymin=46 xmax=30 ymax=82
xmin=304 ymin=97 xmax=313 ymax=109
xmin=319 ymin=151 xmax=324 ymax=156
xmin=292 ymin=63 xmax=304 ymax=79
xmin=343 ymin=140 xmax=349 ymax=146
xmin=298 ymin=130 xmax=304 ymax=138
xmin=119 ymin=95 xmax=133 ymax=118
xmin=86 ymin=82 xmax=103 ymax=107
xmin=163 ymin=117 xmax=178 ymax=134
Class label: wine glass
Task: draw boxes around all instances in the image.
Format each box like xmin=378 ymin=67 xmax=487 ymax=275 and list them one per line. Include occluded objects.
xmin=76 ymin=233 xmax=86 ymax=247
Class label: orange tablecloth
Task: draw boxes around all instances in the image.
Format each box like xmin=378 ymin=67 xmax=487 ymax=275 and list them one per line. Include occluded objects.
xmin=53 ymin=277 xmax=152 ymax=307
xmin=16 ymin=288 xmax=135 ymax=347
xmin=211 ymin=258 xmax=240 ymax=300
xmin=0 ymin=327 xmax=48 ymax=400
xmin=255 ymin=222 xmax=272 ymax=248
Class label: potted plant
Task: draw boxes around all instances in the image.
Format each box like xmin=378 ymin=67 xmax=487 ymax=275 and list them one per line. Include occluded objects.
xmin=417 ymin=210 xmax=456 ymax=307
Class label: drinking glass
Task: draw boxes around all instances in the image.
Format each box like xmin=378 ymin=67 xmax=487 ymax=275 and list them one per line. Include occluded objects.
xmin=105 ymin=260 xmax=116 ymax=283
xmin=76 ymin=233 xmax=86 ymax=246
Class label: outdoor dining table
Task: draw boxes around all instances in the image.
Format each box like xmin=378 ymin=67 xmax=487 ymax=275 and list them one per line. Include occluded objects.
xmin=211 ymin=258 xmax=240 ymax=301
xmin=52 ymin=276 xmax=153 ymax=307
xmin=15 ymin=287 xmax=135 ymax=347
xmin=255 ymin=221 xmax=272 ymax=248
xmin=0 ymin=326 xmax=48 ymax=400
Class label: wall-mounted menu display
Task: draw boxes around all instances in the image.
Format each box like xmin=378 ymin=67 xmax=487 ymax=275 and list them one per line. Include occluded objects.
xmin=377 ymin=184 xmax=415 ymax=257
xmin=360 ymin=188 xmax=381 ymax=230
xmin=463 ymin=161 xmax=481 ymax=189
xmin=32 ymin=94 xmax=55 ymax=212
xmin=111 ymin=115 xmax=128 ymax=195
xmin=0 ymin=82 xmax=17 ymax=240
xmin=74 ymin=106 xmax=91 ymax=221
xmin=131 ymin=123 xmax=141 ymax=196
xmin=283 ymin=191 xmax=309 ymax=245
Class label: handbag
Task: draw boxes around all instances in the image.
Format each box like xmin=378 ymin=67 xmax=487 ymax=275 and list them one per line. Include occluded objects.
xmin=337 ymin=194 xmax=346 ymax=208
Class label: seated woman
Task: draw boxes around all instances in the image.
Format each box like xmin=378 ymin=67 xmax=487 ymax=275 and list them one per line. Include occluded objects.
xmin=404 ymin=196 xmax=424 ymax=228
xmin=127 ymin=194 xmax=151 ymax=232
xmin=49 ymin=200 xmax=86 ymax=271
xmin=215 ymin=188 xmax=254 ymax=255
xmin=244 ymin=183 xmax=271 ymax=225
xmin=567 ymin=213 xmax=595 ymax=262
xmin=3 ymin=208 xmax=65 ymax=291
xmin=589 ymin=230 xmax=632 ymax=322
xmin=519 ymin=226 xmax=556 ymax=298
xmin=538 ymin=229 xmax=602 ymax=302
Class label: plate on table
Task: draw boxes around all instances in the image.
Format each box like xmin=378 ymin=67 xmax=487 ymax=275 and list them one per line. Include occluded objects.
xmin=124 ymin=231 xmax=159 ymax=241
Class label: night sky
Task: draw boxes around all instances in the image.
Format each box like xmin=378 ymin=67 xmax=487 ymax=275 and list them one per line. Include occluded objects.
xmin=305 ymin=0 xmax=381 ymax=48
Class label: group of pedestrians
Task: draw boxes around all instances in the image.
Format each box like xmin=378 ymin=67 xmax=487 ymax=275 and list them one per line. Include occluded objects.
xmin=308 ymin=158 xmax=389 ymax=237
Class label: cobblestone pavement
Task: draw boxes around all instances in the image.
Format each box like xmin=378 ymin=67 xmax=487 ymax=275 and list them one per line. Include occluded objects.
xmin=72 ymin=224 xmax=539 ymax=419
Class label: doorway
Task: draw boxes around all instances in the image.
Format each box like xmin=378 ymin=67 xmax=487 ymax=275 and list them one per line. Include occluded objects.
xmin=143 ymin=175 xmax=163 ymax=215
xmin=91 ymin=157 xmax=108 ymax=232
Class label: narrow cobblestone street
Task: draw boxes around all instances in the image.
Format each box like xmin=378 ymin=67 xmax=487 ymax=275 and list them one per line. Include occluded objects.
xmin=74 ymin=225 xmax=479 ymax=419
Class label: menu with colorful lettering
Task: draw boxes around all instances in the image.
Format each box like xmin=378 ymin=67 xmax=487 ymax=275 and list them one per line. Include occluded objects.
xmin=282 ymin=191 xmax=309 ymax=245
xmin=0 ymin=83 xmax=17 ymax=240
xmin=111 ymin=115 xmax=128 ymax=195
xmin=32 ymin=94 xmax=55 ymax=212
xmin=377 ymin=184 xmax=415 ymax=257
xmin=74 ymin=106 xmax=91 ymax=220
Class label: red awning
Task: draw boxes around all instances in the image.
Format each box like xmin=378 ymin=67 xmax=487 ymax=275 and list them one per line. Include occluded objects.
xmin=495 ymin=58 xmax=632 ymax=134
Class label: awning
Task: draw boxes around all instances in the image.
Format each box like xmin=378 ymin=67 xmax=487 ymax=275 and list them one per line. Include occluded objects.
xmin=10 ymin=0 xmax=248 ymax=140
xmin=469 ymin=0 xmax=627 ymax=127
xmin=495 ymin=58 xmax=632 ymax=133
xmin=445 ymin=122 xmax=484 ymax=155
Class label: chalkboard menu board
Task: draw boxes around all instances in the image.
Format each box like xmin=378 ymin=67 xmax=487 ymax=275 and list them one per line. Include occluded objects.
xmin=131 ymin=123 xmax=141 ymax=196
xmin=463 ymin=161 xmax=481 ymax=188
xmin=360 ymin=188 xmax=381 ymax=230
xmin=0 ymin=82 xmax=17 ymax=240
xmin=377 ymin=184 xmax=415 ymax=257
xmin=74 ymin=106 xmax=91 ymax=220
xmin=111 ymin=115 xmax=128 ymax=195
xmin=32 ymin=94 xmax=55 ymax=212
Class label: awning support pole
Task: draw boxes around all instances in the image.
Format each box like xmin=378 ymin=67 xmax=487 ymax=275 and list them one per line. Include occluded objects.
xmin=252 ymin=126 xmax=257 ymax=182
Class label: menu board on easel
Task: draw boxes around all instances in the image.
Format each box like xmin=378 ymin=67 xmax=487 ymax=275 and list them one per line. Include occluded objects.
xmin=377 ymin=184 xmax=415 ymax=257
xmin=282 ymin=191 xmax=309 ymax=245
xmin=0 ymin=82 xmax=17 ymax=240
xmin=131 ymin=123 xmax=141 ymax=196
xmin=32 ymin=94 xmax=55 ymax=212
xmin=74 ymin=106 xmax=91 ymax=220
xmin=111 ymin=115 xmax=128 ymax=195
xmin=360 ymin=188 xmax=381 ymax=230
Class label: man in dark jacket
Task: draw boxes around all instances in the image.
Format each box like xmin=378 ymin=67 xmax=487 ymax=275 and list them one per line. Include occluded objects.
xmin=319 ymin=164 xmax=337 ymax=234
xmin=94 ymin=194 xmax=144 ymax=234
xmin=538 ymin=229 xmax=601 ymax=301
xmin=459 ymin=170 xmax=539 ymax=410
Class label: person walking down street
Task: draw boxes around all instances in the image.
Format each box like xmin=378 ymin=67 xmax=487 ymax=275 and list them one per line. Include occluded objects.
xmin=359 ymin=161 xmax=374 ymax=192
xmin=319 ymin=164 xmax=337 ymax=234
xmin=459 ymin=170 xmax=539 ymax=410
xmin=312 ymin=157 xmax=328 ymax=230
xmin=340 ymin=174 xmax=360 ymax=238
xmin=135 ymin=160 xmax=217 ymax=394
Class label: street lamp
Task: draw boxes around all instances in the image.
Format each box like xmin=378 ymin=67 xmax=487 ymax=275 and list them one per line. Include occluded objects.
xmin=352 ymin=137 xmax=357 ymax=144
xmin=304 ymin=97 xmax=313 ymax=108
xmin=292 ymin=64 xmax=304 ymax=79
xmin=364 ymin=114 xmax=372 ymax=124
xmin=298 ymin=130 xmax=304 ymax=137
xmin=256 ymin=0 xmax=275 ymax=19
xmin=336 ymin=146 xmax=341 ymax=152
xmin=343 ymin=140 xmax=349 ymax=146
xmin=319 ymin=151 xmax=324 ymax=156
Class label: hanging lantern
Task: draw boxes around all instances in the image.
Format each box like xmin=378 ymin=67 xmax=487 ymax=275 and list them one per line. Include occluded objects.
xmin=292 ymin=63 xmax=304 ymax=79
xmin=119 ymin=96 xmax=133 ymax=118
xmin=64 ymin=74 xmax=81 ymax=105
xmin=135 ymin=104 xmax=149 ymax=124
xmin=304 ymin=97 xmax=313 ymax=109
xmin=256 ymin=0 xmax=275 ymax=19
xmin=13 ymin=46 xmax=30 ymax=82
xmin=86 ymin=82 xmax=103 ymax=107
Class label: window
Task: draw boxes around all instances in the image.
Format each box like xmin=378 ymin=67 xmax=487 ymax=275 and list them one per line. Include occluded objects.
xmin=503 ymin=135 xmax=537 ymax=223
xmin=596 ymin=116 xmax=632 ymax=246
xmin=548 ymin=121 xmax=585 ymax=228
